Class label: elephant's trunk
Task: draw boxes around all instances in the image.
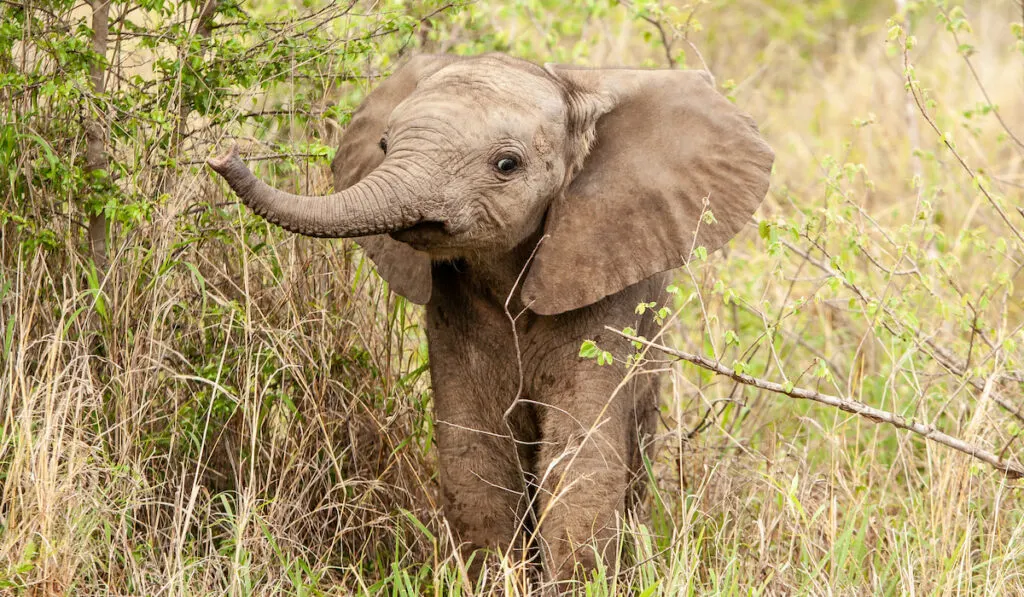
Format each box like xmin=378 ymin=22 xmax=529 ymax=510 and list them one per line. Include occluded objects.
xmin=207 ymin=146 xmax=422 ymax=239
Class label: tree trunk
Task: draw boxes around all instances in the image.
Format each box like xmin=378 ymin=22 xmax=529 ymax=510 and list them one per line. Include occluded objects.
xmin=86 ymin=0 xmax=110 ymax=268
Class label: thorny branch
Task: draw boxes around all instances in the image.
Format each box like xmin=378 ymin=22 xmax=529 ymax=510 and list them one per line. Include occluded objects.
xmin=607 ymin=327 xmax=1024 ymax=479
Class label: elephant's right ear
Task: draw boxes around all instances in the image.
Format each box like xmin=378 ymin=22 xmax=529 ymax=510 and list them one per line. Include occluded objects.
xmin=333 ymin=55 xmax=462 ymax=304
xmin=521 ymin=66 xmax=774 ymax=315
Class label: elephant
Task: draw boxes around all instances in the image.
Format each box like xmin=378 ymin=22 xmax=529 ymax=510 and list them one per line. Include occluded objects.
xmin=208 ymin=53 xmax=773 ymax=587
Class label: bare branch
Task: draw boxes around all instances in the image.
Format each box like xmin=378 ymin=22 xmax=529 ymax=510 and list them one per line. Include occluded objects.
xmin=606 ymin=327 xmax=1024 ymax=479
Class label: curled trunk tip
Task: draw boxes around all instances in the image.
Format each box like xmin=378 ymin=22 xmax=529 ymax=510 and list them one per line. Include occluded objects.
xmin=207 ymin=145 xmax=244 ymax=180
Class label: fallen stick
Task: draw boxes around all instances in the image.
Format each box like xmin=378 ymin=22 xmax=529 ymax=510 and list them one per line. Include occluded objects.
xmin=606 ymin=326 xmax=1024 ymax=479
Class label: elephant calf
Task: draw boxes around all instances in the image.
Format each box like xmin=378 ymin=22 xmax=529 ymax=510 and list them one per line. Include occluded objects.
xmin=209 ymin=53 xmax=773 ymax=586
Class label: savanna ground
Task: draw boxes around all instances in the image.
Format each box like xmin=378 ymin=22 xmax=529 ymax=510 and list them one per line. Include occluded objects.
xmin=2 ymin=0 xmax=1024 ymax=594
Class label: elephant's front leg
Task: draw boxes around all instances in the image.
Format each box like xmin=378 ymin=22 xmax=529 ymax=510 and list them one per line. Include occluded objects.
xmin=533 ymin=369 xmax=636 ymax=583
xmin=426 ymin=302 xmax=539 ymax=578
xmin=434 ymin=389 xmax=535 ymax=571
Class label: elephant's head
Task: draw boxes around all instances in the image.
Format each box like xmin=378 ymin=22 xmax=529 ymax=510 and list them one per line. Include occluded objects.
xmin=209 ymin=54 xmax=773 ymax=314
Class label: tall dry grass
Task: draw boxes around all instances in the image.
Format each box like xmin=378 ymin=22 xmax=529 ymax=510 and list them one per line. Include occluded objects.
xmin=2 ymin=0 xmax=1023 ymax=594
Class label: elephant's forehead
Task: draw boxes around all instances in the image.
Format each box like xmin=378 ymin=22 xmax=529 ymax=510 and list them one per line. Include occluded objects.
xmin=403 ymin=98 xmax=558 ymax=152
xmin=416 ymin=60 xmax=564 ymax=117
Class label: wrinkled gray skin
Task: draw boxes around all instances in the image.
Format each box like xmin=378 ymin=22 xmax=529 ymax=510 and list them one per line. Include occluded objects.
xmin=209 ymin=53 xmax=773 ymax=588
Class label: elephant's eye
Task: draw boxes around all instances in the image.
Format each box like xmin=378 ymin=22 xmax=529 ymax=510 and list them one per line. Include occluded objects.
xmin=495 ymin=157 xmax=519 ymax=173
xmin=378 ymin=137 xmax=388 ymax=154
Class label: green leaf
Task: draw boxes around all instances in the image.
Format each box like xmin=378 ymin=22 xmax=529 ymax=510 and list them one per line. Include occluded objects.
xmin=887 ymin=22 xmax=903 ymax=41
xmin=635 ymin=301 xmax=655 ymax=315
xmin=579 ymin=339 xmax=600 ymax=359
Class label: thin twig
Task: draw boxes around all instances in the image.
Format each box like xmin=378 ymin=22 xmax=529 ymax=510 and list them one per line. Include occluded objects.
xmin=938 ymin=6 xmax=1024 ymax=153
xmin=500 ymin=233 xmax=547 ymax=561
xmin=895 ymin=0 xmax=925 ymax=194
xmin=606 ymin=327 xmax=1024 ymax=479
xmin=504 ymin=234 xmax=548 ymax=420
xmin=620 ymin=0 xmax=677 ymax=68
xmin=780 ymin=238 xmax=1024 ymax=425
xmin=902 ymin=41 xmax=1024 ymax=247
xmin=184 ymin=152 xmax=329 ymax=166
xmin=639 ymin=12 xmax=676 ymax=68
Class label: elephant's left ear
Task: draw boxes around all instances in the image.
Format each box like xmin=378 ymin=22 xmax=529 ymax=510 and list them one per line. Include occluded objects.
xmin=521 ymin=66 xmax=774 ymax=315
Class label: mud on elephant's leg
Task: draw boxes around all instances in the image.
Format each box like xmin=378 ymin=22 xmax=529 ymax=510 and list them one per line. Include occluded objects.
xmin=533 ymin=377 xmax=634 ymax=585
xmin=434 ymin=397 xmax=537 ymax=580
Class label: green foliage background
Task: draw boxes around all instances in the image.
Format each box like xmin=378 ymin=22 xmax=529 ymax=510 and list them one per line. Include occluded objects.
xmin=1 ymin=0 xmax=1023 ymax=594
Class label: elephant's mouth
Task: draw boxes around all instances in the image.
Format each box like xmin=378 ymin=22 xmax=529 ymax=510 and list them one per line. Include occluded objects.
xmin=388 ymin=220 xmax=451 ymax=249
